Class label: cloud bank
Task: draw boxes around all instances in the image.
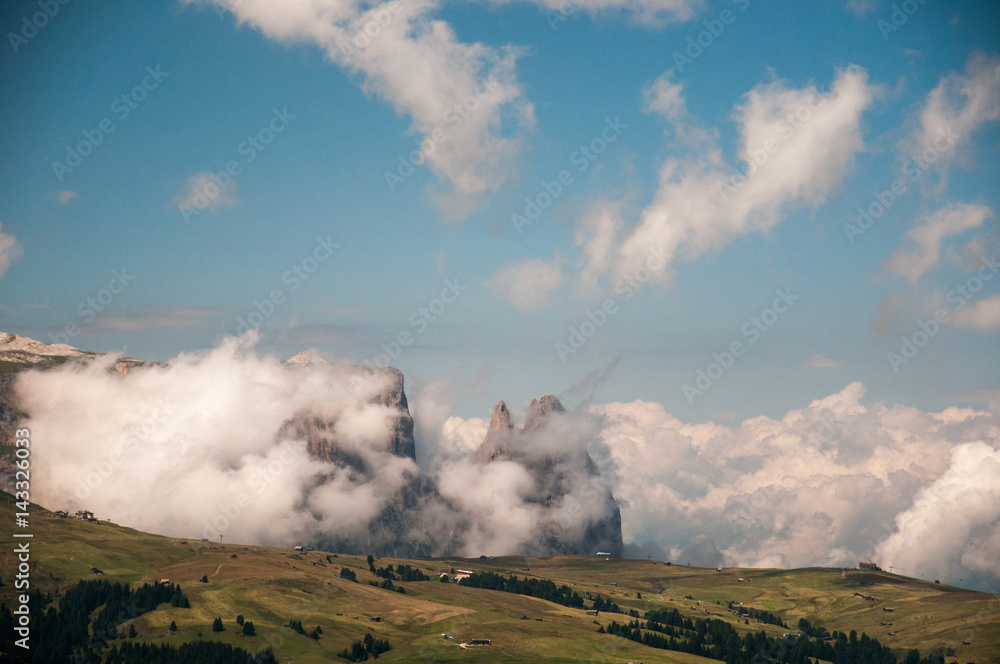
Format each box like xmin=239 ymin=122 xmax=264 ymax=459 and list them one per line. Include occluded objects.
xmin=15 ymin=338 xmax=999 ymax=590
xmin=584 ymin=382 xmax=1000 ymax=590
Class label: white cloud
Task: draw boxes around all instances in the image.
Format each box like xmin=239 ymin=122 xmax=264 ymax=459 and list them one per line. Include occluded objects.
xmin=905 ymin=52 xmax=1000 ymax=184
xmin=488 ymin=257 xmax=563 ymax=310
xmin=803 ymin=354 xmax=839 ymax=368
xmin=644 ymin=73 xmax=687 ymax=121
xmin=176 ymin=171 xmax=239 ymax=211
xmin=574 ymin=200 xmax=625 ymax=293
xmin=20 ymin=336 xmax=418 ymax=546
xmin=0 ymin=224 xmax=24 ymax=279
xmin=587 ymin=382 xmax=1000 ymax=588
xmin=886 ymin=202 xmax=993 ymax=283
xmin=184 ymin=0 xmax=536 ymax=216
xmin=952 ymin=294 xmax=1000 ymax=332
xmin=54 ymin=190 xmax=78 ymax=204
xmin=876 ymin=442 xmax=1000 ymax=584
xmin=580 ymin=66 xmax=876 ymax=286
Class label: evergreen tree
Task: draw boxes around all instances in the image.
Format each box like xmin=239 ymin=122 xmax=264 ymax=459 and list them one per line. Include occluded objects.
xmin=212 ymin=617 xmax=225 ymax=632
xmin=169 ymin=620 xmax=177 ymax=632
xmin=242 ymin=620 xmax=256 ymax=636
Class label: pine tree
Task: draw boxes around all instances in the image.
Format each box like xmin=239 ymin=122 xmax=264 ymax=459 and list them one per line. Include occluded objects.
xmin=242 ymin=620 xmax=256 ymax=636
xmin=128 ymin=624 xmax=137 ymax=638
xmin=236 ymin=614 xmax=244 ymax=625
xmin=212 ymin=617 xmax=224 ymax=632
xmin=168 ymin=620 xmax=177 ymax=632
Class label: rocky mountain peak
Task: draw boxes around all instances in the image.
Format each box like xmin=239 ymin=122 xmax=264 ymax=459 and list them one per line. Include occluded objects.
xmin=489 ymin=400 xmax=512 ymax=429
xmin=523 ymin=394 xmax=565 ymax=431
xmin=471 ymin=393 xmax=624 ymax=557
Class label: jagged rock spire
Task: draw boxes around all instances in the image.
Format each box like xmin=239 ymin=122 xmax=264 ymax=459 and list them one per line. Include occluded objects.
xmin=523 ymin=394 xmax=565 ymax=432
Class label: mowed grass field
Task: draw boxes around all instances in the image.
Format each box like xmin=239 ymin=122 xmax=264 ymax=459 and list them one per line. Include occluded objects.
xmin=2 ymin=496 xmax=998 ymax=663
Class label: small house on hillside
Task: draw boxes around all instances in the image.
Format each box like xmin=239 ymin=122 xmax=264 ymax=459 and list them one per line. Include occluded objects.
xmin=75 ymin=510 xmax=95 ymax=521
xmin=470 ymin=639 xmax=491 ymax=646
xmin=859 ymin=562 xmax=880 ymax=571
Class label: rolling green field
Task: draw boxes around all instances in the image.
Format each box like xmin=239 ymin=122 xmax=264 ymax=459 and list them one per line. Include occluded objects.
xmin=2 ymin=495 xmax=997 ymax=663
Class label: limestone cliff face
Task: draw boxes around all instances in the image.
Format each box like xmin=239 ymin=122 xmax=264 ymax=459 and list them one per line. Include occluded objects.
xmin=473 ymin=395 xmax=624 ymax=557
xmin=0 ymin=333 xmax=624 ymax=558
xmin=277 ymin=357 xmax=415 ymax=464
xmin=474 ymin=400 xmax=513 ymax=463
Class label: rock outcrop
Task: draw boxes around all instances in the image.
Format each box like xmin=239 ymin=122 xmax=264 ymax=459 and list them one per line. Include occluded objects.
xmin=0 ymin=332 xmax=624 ymax=558
xmin=473 ymin=394 xmax=624 ymax=557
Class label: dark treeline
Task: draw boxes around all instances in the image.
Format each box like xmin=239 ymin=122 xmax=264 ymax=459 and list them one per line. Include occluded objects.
xmin=602 ymin=610 xmax=898 ymax=664
xmin=458 ymin=571 xmax=590 ymax=609
xmin=371 ymin=563 xmax=429 ymax=582
xmin=338 ymin=633 xmax=391 ymax=661
xmin=0 ymin=579 xmax=190 ymax=663
xmin=728 ymin=602 xmax=787 ymax=627
xmin=104 ymin=641 xmax=276 ymax=664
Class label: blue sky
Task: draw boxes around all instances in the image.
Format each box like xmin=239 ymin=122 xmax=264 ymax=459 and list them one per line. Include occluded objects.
xmin=2 ymin=0 xmax=999 ymax=424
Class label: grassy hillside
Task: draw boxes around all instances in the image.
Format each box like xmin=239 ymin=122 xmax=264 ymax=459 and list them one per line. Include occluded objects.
xmin=2 ymin=494 xmax=997 ymax=663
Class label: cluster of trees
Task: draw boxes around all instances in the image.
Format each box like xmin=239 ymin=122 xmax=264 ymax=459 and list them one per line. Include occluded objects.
xmin=458 ymin=571 xmax=588 ymax=609
xmin=728 ymin=603 xmax=786 ymax=627
xmin=339 ymin=568 xmax=358 ymax=582
xmin=287 ymin=619 xmax=322 ymax=639
xmin=370 ymin=563 xmax=429 ymax=582
xmin=600 ymin=610 xmax=897 ymax=664
xmin=0 ymin=579 xmax=190 ymax=663
xmin=103 ymin=641 xmax=277 ymax=663
xmin=590 ymin=594 xmax=623 ymax=614
xmin=338 ymin=632 xmax=391 ymax=661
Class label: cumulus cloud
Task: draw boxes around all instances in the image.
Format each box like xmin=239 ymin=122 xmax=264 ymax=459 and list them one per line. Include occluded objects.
xmin=904 ymin=52 xmax=1000 ymax=186
xmin=952 ymin=294 xmax=1000 ymax=331
xmin=19 ymin=335 xmax=417 ymax=545
xmin=184 ymin=0 xmax=536 ymax=216
xmin=15 ymin=333 xmax=1000 ymax=588
xmin=577 ymin=66 xmax=876 ymax=286
xmin=886 ymin=202 xmax=993 ymax=284
xmin=17 ymin=336 xmax=620 ymax=558
xmin=588 ymin=382 xmax=1000 ymax=589
xmin=876 ymin=442 xmax=1000 ymax=587
xmin=53 ymin=190 xmax=78 ymax=204
xmin=0 ymin=223 xmax=24 ymax=279
xmin=488 ymin=257 xmax=563 ymax=310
